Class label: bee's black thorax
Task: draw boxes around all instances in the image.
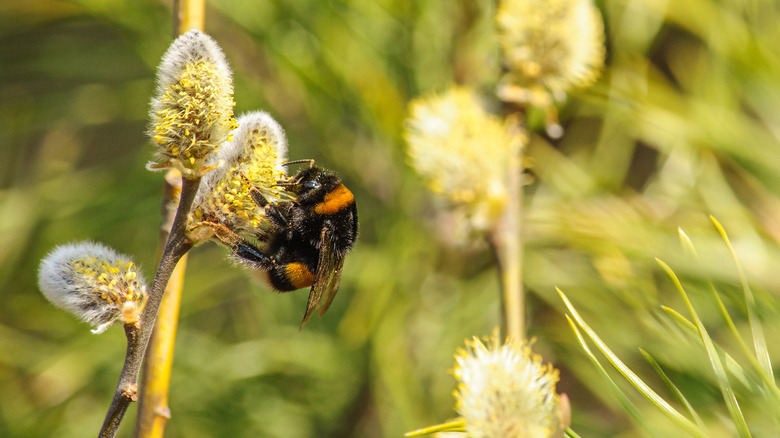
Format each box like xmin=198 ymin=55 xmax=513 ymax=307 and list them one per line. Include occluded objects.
xmin=284 ymin=167 xmax=358 ymax=257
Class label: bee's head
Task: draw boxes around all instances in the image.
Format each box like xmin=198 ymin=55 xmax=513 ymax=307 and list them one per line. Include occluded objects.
xmin=283 ymin=167 xmax=342 ymax=205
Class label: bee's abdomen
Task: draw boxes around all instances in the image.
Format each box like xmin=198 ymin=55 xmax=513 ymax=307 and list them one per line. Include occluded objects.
xmin=269 ymin=262 xmax=315 ymax=291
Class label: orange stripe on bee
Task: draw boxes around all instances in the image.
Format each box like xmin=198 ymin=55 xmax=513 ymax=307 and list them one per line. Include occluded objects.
xmin=285 ymin=262 xmax=315 ymax=289
xmin=314 ymin=184 xmax=354 ymax=215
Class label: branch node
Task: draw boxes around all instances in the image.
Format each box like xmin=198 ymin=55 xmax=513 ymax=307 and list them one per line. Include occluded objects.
xmin=155 ymin=406 xmax=172 ymax=419
xmin=122 ymin=384 xmax=138 ymax=402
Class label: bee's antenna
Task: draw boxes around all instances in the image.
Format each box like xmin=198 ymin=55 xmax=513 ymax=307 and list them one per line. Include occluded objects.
xmin=283 ymin=159 xmax=315 ymax=168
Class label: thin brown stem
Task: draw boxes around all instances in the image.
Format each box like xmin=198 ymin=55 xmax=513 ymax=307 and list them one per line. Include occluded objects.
xmin=98 ymin=176 xmax=200 ymax=438
xmin=134 ymin=256 xmax=187 ymax=437
xmin=134 ymin=170 xmax=187 ymax=438
xmin=98 ymin=323 xmax=141 ymax=436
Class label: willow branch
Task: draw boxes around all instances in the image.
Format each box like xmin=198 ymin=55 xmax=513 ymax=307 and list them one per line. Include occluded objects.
xmin=490 ymin=158 xmax=525 ymax=341
xmin=98 ymin=323 xmax=141 ymax=436
xmin=98 ymin=176 xmax=199 ymax=438
xmin=133 ymin=1 xmax=205 ymax=435
xmin=133 ymin=170 xmax=187 ymax=438
xmin=489 ymin=108 xmax=526 ymax=341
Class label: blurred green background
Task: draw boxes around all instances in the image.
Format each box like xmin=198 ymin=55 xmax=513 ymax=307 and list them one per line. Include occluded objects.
xmin=3 ymin=0 xmax=780 ymax=437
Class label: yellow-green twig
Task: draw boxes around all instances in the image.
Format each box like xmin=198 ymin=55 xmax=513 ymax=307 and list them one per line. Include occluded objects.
xmin=134 ymin=170 xmax=189 ymax=438
xmin=491 ymin=111 xmax=526 ymax=341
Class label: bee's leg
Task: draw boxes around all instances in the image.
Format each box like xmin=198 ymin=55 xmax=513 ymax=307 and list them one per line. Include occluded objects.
xmin=264 ymin=202 xmax=292 ymax=229
xmin=249 ymin=187 xmax=269 ymax=207
xmin=234 ymin=240 xmax=275 ymax=270
xmin=236 ymin=171 xmax=270 ymax=207
xmin=189 ymin=220 xmax=240 ymax=247
xmin=283 ymin=159 xmax=315 ymax=168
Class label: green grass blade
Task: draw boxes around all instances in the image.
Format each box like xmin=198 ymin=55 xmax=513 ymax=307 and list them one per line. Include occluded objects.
xmin=678 ymin=228 xmax=756 ymax=366
xmin=710 ymin=216 xmax=773 ymax=380
xmin=565 ymin=428 xmax=583 ymax=438
xmin=563 ymin=315 xmax=653 ymax=434
xmin=678 ymin=228 xmax=699 ymax=258
xmin=404 ymin=419 xmax=466 ymax=436
xmin=705 ymin=283 xmax=780 ymax=404
xmin=706 ymin=283 xmax=760 ymax=369
xmin=680 ymin=224 xmax=780 ymax=409
xmin=660 ymin=305 xmax=697 ymax=333
xmin=639 ymin=348 xmax=706 ymax=429
xmin=661 ymin=306 xmax=753 ymax=391
xmin=661 ymin=306 xmax=701 ymax=332
xmin=656 ymin=258 xmax=752 ymax=438
xmin=559 ymin=289 xmax=707 ymax=437
xmin=679 ymin=228 xmax=755 ymax=366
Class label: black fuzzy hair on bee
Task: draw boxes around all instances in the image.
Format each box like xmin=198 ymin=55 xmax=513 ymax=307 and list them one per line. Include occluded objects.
xmin=233 ymin=165 xmax=358 ymax=327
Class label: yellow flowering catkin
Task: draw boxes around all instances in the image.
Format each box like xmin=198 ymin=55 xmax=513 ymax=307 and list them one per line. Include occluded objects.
xmin=404 ymin=86 xmax=525 ymax=235
xmin=148 ymin=29 xmax=238 ymax=178
xmin=496 ymin=0 xmax=605 ymax=94
xmin=454 ymin=330 xmax=565 ymax=438
xmin=189 ymin=111 xmax=291 ymax=245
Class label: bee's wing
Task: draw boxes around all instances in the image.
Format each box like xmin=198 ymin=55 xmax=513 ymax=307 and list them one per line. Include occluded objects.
xmin=300 ymin=221 xmax=345 ymax=328
xmin=316 ymin=235 xmax=345 ymax=318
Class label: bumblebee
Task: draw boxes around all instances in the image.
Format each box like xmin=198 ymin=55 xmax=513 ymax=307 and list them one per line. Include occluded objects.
xmin=233 ymin=163 xmax=358 ymax=326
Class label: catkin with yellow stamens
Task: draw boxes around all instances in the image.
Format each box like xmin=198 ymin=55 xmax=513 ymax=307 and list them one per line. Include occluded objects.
xmin=453 ymin=329 xmax=567 ymax=438
xmin=38 ymin=242 xmax=148 ymax=334
xmin=148 ymin=29 xmax=238 ymax=178
xmin=496 ymin=0 xmax=605 ymax=97
xmin=404 ymin=87 xmax=526 ymax=237
xmin=189 ymin=111 xmax=291 ymax=244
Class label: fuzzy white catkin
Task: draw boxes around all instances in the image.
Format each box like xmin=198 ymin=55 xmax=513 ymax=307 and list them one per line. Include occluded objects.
xmin=454 ymin=331 xmax=564 ymax=437
xmin=148 ymin=29 xmax=237 ymax=177
xmin=404 ymin=87 xmax=525 ymax=238
xmin=154 ymin=29 xmax=232 ymax=96
xmin=38 ymin=241 xmax=147 ymax=334
xmin=189 ymin=111 xmax=291 ymax=244
xmin=197 ymin=110 xmax=288 ymax=199
xmin=225 ymin=111 xmax=288 ymax=167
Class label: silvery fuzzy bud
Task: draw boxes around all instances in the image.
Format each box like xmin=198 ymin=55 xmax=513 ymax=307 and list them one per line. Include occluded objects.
xmin=38 ymin=242 xmax=148 ymax=334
